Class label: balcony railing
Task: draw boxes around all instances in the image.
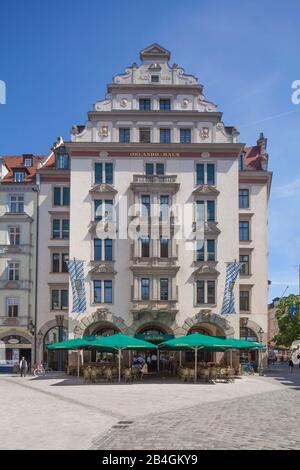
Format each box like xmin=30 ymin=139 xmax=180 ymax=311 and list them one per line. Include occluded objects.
xmin=131 ymin=299 xmax=178 ymax=311
xmin=131 ymin=174 xmax=180 ymax=193
xmin=132 ymin=174 xmax=178 ymax=184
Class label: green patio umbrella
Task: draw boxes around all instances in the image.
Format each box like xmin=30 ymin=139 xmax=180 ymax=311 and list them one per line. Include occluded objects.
xmin=88 ymin=333 xmax=157 ymax=382
xmin=159 ymin=333 xmax=264 ymax=382
xmin=47 ymin=336 xmax=99 ymax=377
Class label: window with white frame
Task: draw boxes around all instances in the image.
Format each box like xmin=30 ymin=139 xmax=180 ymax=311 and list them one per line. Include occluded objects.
xmin=196 ymin=280 xmax=216 ymax=304
xmin=6 ymin=297 xmax=19 ymax=317
xmin=9 ymin=194 xmax=24 ymax=213
xmin=196 ymin=163 xmax=215 ymax=185
xmin=8 ymin=262 xmax=20 ymax=281
xmin=196 ymin=239 xmax=216 ymax=262
xmin=8 ymin=226 xmax=20 ymax=245
xmin=13 ymin=171 xmax=25 ymax=183
xmin=51 ymin=289 xmax=68 ymax=310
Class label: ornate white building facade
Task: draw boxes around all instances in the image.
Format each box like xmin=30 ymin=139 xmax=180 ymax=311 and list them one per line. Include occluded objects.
xmin=58 ymin=44 xmax=271 ymax=363
xmin=0 ymin=44 xmax=272 ymax=369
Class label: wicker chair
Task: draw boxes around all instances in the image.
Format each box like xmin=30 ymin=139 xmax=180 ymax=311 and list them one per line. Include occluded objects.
xmin=83 ymin=367 xmax=91 ymax=384
xmin=188 ymin=368 xmax=195 ymax=382
xmin=203 ymin=368 xmax=209 ymax=383
xmin=123 ymin=368 xmax=132 ymax=384
xmin=180 ymin=368 xmax=189 ymax=382
xmin=210 ymin=367 xmax=218 ymax=383
xmin=104 ymin=367 xmax=113 ymax=383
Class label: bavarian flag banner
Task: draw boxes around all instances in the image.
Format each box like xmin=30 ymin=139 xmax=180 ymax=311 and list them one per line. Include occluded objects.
xmin=67 ymin=259 xmax=87 ymax=313
xmin=221 ymin=261 xmax=244 ymax=315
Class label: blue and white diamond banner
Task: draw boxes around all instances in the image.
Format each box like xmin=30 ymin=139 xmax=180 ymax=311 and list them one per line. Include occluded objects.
xmin=221 ymin=262 xmax=244 ymax=315
xmin=67 ymin=260 xmax=87 ymax=313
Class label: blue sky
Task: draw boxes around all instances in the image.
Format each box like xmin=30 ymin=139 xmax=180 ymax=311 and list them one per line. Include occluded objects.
xmin=0 ymin=0 xmax=299 ymax=300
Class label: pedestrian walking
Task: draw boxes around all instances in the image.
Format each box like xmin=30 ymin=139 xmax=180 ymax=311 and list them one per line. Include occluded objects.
xmin=19 ymin=357 xmax=28 ymax=377
xmin=288 ymin=358 xmax=293 ymax=373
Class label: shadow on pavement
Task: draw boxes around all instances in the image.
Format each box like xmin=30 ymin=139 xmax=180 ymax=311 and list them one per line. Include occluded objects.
xmin=265 ymin=363 xmax=300 ymax=391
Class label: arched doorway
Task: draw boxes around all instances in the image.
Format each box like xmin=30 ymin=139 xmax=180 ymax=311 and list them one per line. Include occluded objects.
xmin=186 ymin=324 xmax=225 ymax=364
xmin=43 ymin=326 xmax=68 ymax=371
xmin=135 ymin=325 xmax=173 ymax=373
xmin=84 ymin=322 xmax=120 ymax=363
xmin=240 ymin=326 xmax=259 ymax=366
xmin=0 ymin=335 xmax=32 ymax=372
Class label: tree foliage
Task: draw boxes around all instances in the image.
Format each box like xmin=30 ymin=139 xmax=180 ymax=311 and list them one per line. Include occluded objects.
xmin=273 ymin=294 xmax=300 ymax=347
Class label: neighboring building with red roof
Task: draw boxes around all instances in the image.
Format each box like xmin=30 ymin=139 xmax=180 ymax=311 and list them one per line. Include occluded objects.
xmin=0 ymin=154 xmax=43 ymax=369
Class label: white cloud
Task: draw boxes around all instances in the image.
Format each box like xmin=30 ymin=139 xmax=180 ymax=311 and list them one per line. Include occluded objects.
xmin=273 ymin=177 xmax=300 ymax=198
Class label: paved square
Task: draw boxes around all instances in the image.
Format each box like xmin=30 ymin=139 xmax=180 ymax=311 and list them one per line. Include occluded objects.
xmin=1 ymin=363 xmax=299 ymax=450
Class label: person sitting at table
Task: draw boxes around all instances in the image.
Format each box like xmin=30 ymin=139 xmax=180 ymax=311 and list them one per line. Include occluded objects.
xmin=137 ymin=354 xmax=145 ymax=364
xmin=141 ymin=362 xmax=148 ymax=379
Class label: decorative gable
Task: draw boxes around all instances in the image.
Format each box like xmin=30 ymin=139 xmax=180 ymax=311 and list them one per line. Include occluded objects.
xmin=192 ymin=185 xmax=220 ymax=196
xmin=193 ymin=264 xmax=220 ymax=277
xmin=89 ymin=263 xmax=116 ymax=275
xmin=140 ymin=43 xmax=171 ymax=61
xmin=89 ymin=183 xmax=117 ymax=195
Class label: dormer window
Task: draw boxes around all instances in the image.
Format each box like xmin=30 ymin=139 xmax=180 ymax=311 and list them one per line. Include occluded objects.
xmin=55 ymin=146 xmax=69 ymax=170
xmin=13 ymin=171 xmax=25 ymax=183
xmin=151 ymin=75 xmax=159 ymax=83
xmin=23 ymin=156 xmax=33 ymax=167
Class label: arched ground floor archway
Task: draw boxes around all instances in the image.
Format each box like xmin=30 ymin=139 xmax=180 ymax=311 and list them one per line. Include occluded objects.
xmin=0 ymin=329 xmax=33 ymax=372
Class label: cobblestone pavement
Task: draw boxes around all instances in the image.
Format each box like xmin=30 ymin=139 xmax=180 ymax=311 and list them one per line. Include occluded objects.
xmin=1 ymin=363 xmax=299 ymax=449
xmin=93 ymin=365 xmax=300 ymax=450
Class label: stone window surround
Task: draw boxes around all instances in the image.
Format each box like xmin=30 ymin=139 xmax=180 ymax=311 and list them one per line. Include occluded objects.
xmin=194 ymin=161 xmax=217 ymax=186
xmin=132 ymin=236 xmax=177 ymax=259
xmin=51 ymin=184 xmax=70 ymax=207
xmin=194 ymin=278 xmax=217 ymax=307
xmin=239 ymin=186 xmax=251 ymax=210
xmin=93 ymin=158 xmax=115 ymax=186
xmin=49 ymin=284 xmax=69 ymax=312
xmin=194 ymin=238 xmax=217 ymax=263
xmin=239 ymin=285 xmax=253 ymax=313
xmin=133 ymin=274 xmax=177 ymax=301
xmin=91 ymin=278 xmax=114 ymax=305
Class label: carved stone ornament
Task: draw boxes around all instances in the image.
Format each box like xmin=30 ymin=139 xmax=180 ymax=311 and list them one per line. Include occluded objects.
xmin=99 ymin=151 xmax=108 ymax=158
xmin=120 ymin=98 xmax=128 ymax=108
xmin=201 ymin=152 xmax=210 ymax=158
xmin=98 ymin=126 xmax=109 ymax=138
xmin=182 ymin=98 xmax=189 ymax=108
xmin=89 ymin=264 xmax=116 ymax=275
xmin=200 ymin=127 xmax=210 ymax=139
xmin=192 ymin=185 xmax=219 ymax=196
xmin=193 ymin=264 xmax=220 ymax=277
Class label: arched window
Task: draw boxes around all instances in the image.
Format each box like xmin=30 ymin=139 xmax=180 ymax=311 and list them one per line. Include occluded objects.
xmin=240 ymin=327 xmax=258 ymax=342
xmin=43 ymin=326 xmax=68 ymax=371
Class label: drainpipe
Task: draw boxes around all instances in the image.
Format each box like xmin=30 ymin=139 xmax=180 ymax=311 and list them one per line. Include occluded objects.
xmin=33 ymin=177 xmax=40 ymax=365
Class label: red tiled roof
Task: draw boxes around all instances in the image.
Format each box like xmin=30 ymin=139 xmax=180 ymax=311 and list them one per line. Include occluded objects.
xmin=243 ymin=145 xmax=262 ymax=171
xmin=1 ymin=155 xmax=45 ymax=183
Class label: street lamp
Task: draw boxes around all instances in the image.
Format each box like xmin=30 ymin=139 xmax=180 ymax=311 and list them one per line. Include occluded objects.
xmin=28 ymin=319 xmax=35 ymax=336
xmin=257 ymin=327 xmax=264 ymax=376
xmin=55 ymin=315 xmax=65 ymax=372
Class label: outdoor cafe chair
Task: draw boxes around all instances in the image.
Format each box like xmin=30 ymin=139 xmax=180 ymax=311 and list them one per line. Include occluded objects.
xmin=83 ymin=367 xmax=91 ymax=384
xmin=104 ymin=367 xmax=113 ymax=383
xmin=210 ymin=367 xmax=218 ymax=383
xmin=203 ymin=368 xmax=209 ymax=383
xmin=123 ymin=368 xmax=132 ymax=383
xmin=180 ymin=368 xmax=189 ymax=382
